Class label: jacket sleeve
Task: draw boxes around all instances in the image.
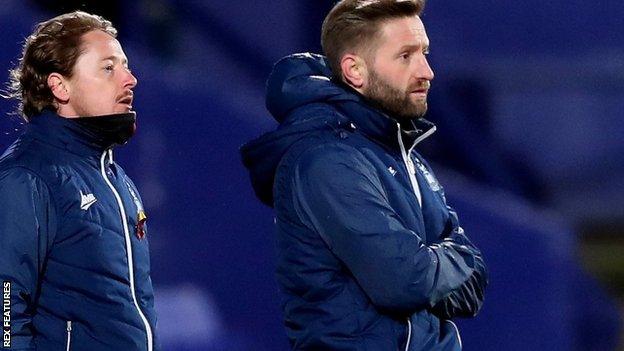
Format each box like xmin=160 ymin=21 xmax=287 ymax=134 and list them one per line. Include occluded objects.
xmin=0 ymin=168 xmax=57 ymax=350
xmin=430 ymin=209 xmax=488 ymax=319
xmin=291 ymin=143 xmax=481 ymax=314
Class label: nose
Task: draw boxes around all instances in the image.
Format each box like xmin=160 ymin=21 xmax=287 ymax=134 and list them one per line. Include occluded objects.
xmin=415 ymin=55 xmax=434 ymax=81
xmin=123 ymin=68 xmax=138 ymax=89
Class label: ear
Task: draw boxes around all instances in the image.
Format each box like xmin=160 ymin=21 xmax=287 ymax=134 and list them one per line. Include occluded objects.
xmin=47 ymin=73 xmax=70 ymax=103
xmin=340 ymin=54 xmax=367 ymax=90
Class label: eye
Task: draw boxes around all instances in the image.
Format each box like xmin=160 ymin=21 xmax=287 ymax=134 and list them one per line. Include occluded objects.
xmin=400 ymin=52 xmax=411 ymax=60
xmin=423 ymin=48 xmax=430 ymax=55
xmin=104 ymin=64 xmax=114 ymax=73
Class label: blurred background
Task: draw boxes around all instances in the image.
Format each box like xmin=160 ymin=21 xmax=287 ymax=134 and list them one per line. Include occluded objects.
xmin=1 ymin=0 xmax=623 ymax=350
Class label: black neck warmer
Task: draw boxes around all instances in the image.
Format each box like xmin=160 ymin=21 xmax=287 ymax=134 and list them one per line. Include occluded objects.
xmin=72 ymin=112 xmax=137 ymax=149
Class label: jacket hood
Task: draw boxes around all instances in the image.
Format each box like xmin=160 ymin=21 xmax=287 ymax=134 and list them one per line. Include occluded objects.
xmin=265 ymin=53 xmax=355 ymax=122
xmin=241 ymin=53 xmax=435 ymax=207
xmin=242 ymin=53 xmax=354 ymax=206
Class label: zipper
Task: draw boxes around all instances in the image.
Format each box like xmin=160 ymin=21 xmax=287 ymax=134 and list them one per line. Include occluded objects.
xmin=65 ymin=321 xmax=72 ymax=351
xmin=448 ymin=320 xmax=463 ymax=349
xmin=100 ymin=151 xmax=153 ymax=351
xmin=404 ymin=318 xmax=412 ymax=351
xmin=407 ymin=125 xmax=436 ymax=156
xmin=396 ymin=124 xmax=422 ymax=207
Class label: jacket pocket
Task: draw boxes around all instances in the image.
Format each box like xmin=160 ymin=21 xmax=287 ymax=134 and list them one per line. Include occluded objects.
xmin=65 ymin=321 xmax=72 ymax=351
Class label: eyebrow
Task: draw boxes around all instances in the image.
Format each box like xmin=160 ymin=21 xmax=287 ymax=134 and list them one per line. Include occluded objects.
xmin=101 ymin=55 xmax=128 ymax=65
xmin=397 ymin=44 xmax=429 ymax=52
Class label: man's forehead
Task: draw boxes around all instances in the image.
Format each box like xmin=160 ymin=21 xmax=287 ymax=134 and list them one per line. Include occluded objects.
xmin=356 ymin=16 xmax=428 ymax=62
xmin=377 ymin=16 xmax=428 ymax=44
xmin=80 ymin=30 xmax=126 ymax=59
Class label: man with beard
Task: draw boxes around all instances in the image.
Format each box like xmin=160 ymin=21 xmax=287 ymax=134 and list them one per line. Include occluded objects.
xmin=0 ymin=11 xmax=158 ymax=350
xmin=241 ymin=0 xmax=487 ymax=350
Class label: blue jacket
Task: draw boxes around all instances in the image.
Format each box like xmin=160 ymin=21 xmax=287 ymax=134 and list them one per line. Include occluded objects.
xmin=241 ymin=53 xmax=487 ymax=350
xmin=0 ymin=112 xmax=158 ymax=351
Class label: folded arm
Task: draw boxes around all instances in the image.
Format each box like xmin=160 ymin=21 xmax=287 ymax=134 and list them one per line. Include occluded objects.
xmin=292 ymin=143 xmax=482 ymax=314
xmin=430 ymin=209 xmax=488 ymax=319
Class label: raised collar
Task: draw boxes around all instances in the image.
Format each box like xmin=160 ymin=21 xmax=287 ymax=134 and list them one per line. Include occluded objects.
xmin=26 ymin=111 xmax=132 ymax=157
xmin=331 ymin=84 xmax=437 ymax=153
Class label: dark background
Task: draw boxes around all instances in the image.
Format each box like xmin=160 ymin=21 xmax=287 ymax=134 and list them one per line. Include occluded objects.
xmin=1 ymin=1 xmax=623 ymax=350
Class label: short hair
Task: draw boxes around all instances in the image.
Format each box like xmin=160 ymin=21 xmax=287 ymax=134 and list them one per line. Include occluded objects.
xmin=6 ymin=11 xmax=117 ymax=121
xmin=321 ymin=0 xmax=425 ymax=78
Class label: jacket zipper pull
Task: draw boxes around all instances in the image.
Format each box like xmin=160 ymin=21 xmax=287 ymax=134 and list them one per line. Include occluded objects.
xmin=66 ymin=321 xmax=72 ymax=351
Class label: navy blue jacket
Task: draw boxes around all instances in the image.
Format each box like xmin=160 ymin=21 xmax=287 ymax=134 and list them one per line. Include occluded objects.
xmin=241 ymin=53 xmax=487 ymax=350
xmin=0 ymin=112 xmax=158 ymax=350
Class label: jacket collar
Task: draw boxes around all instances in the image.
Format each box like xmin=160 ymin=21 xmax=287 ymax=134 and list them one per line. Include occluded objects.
xmin=332 ymin=82 xmax=436 ymax=153
xmin=26 ymin=111 xmax=131 ymax=157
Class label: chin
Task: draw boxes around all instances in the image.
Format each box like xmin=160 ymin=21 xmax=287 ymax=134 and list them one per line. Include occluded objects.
xmin=406 ymin=103 xmax=427 ymax=118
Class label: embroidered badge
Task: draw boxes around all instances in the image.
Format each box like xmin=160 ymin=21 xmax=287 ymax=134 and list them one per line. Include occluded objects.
xmin=415 ymin=160 xmax=441 ymax=191
xmin=136 ymin=210 xmax=147 ymax=239
xmin=125 ymin=180 xmax=147 ymax=239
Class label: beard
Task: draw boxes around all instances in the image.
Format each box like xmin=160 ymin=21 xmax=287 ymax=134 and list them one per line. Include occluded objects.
xmin=364 ymin=68 xmax=429 ymax=121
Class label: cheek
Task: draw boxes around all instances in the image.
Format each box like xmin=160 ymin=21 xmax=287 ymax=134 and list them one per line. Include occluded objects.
xmin=90 ymin=86 xmax=116 ymax=105
xmin=389 ymin=74 xmax=410 ymax=93
xmin=376 ymin=64 xmax=408 ymax=88
xmin=74 ymin=80 xmax=97 ymax=98
xmin=390 ymin=69 xmax=410 ymax=87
